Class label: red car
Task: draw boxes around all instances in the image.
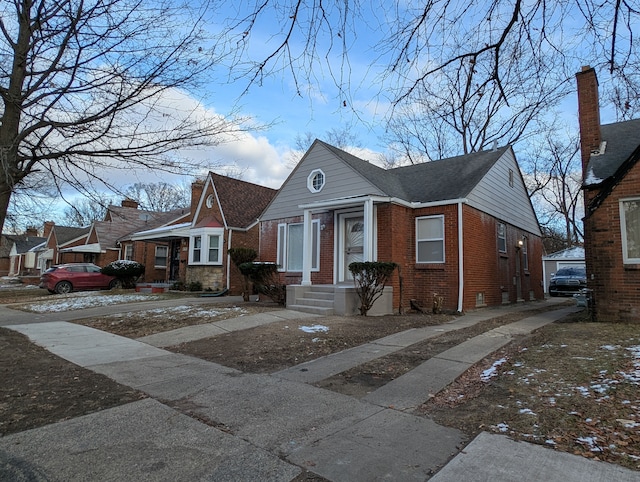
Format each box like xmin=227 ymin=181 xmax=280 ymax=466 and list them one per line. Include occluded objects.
xmin=40 ymin=263 xmax=121 ymax=294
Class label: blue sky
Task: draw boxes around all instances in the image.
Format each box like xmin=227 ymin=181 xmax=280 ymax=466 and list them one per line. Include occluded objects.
xmin=60 ymin=1 xmax=636 ymax=198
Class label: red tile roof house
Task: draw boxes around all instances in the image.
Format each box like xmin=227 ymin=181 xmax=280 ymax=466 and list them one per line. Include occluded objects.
xmin=131 ymin=173 xmax=277 ymax=294
xmin=259 ymin=140 xmax=544 ymax=315
xmin=576 ymin=66 xmax=640 ymax=322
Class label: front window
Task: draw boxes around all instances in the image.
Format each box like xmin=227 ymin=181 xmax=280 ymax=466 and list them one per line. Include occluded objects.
xmin=189 ymin=228 xmax=223 ymax=265
xmin=192 ymin=236 xmax=201 ymax=263
xmin=416 ymin=215 xmax=445 ymax=263
xmin=522 ymin=238 xmax=529 ymax=271
xmin=277 ymin=220 xmax=320 ymax=271
xmin=155 ymin=245 xmax=168 ymax=268
xmin=621 ymin=198 xmax=640 ymax=263
xmin=124 ymin=244 xmax=133 ymax=261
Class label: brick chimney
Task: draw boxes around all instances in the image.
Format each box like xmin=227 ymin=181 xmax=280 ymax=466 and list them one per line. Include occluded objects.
xmin=121 ymin=198 xmax=139 ymax=209
xmin=191 ymin=179 xmax=205 ymax=219
xmin=576 ymin=65 xmax=602 ymax=176
xmin=43 ymin=221 xmax=55 ymax=239
xmin=25 ymin=226 xmax=38 ymax=237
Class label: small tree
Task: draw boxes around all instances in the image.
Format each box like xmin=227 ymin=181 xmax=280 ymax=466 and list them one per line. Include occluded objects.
xmin=238 ymin=262 xmax=286 ymax=305
xmin=348 ymin=261 xmax=398 ymax=316
xmin=228 ymin=247 xmax=258 ymax=301
xmin=101 ymin=260 xmax=145 ymax=289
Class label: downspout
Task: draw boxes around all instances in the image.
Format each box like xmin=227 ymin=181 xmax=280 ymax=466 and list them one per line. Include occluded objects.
xmin=226 ymin=229 xmax=232 ymax=291
xmin=457 ymin=201 xmax=464 ymax=313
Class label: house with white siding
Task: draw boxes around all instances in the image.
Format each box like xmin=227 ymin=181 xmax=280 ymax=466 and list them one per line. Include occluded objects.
xmin=259 ymin=140 xmax=544 ymax=315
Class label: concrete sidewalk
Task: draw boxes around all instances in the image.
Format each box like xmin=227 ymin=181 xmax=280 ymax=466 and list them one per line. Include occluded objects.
xmin=2 ymin=300 xmax=638 ymax=481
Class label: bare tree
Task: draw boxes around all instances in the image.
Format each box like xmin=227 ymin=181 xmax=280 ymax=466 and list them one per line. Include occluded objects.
xmin=286 ymin=125 xmax=362 ymax=167
xmin=0 ymin=0 xmax=246 ymax=234
xmin=124 ymin=182 xmax=190 ymax=212
xmin=525 ymin=131 xmax=584 ymax=247
xmin=219 ymin=1 xmax=638 ymax=112
xmin=62 ymin=194 xmax=113 ymax=227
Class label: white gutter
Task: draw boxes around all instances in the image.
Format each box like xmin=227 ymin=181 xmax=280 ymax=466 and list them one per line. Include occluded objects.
xmin=299 ymin=195 xmax=469 ymax=211
xmin=226 ymin=229 xmax=232 ymax=291
xmin=457 ymin=201 xmax=464 ymax=313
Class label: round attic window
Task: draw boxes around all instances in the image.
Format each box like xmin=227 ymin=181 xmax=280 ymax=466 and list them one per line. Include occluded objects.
xmin=205 ymin=194 xmax=214 ymax=208
xmin=307 ymin=169 xmax=325 ymax=193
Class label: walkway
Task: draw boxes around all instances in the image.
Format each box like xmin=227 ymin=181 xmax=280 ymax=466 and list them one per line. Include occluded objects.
xmin=2 ymin=298 xmax=637 ymax=481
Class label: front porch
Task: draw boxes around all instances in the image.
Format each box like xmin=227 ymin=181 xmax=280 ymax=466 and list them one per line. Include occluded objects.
xmin=287 ymin=284 xmax=393 ymax=316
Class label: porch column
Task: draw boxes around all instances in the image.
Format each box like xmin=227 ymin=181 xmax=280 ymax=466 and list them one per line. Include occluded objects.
xmin=301 ymin=209 xmax=313 ymax=286
xmin=363 ymin=198 xmax=374 ymax=261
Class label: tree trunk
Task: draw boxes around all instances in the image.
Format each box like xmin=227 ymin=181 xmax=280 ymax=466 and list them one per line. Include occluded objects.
xmin=0 ymin=185 xmax=13 ymax=234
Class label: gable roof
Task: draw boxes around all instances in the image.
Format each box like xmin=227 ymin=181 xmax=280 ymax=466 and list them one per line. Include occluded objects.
xmin=54 ymin=226 xmax=91 ymax=246
xmin=209 ymin=172 xmax=277 ymax=228
xmin=2 ymin=234 xmax=47 ymax=255
xmin=93 ymin=205 xmax=188 ymax=248
xmin=318 ymin=140 xmax=509 ymax=203
xmin=543 ymin=246 xmax=585 ymax=261
xmin=585 ymin=118 xmax=640 ymax=186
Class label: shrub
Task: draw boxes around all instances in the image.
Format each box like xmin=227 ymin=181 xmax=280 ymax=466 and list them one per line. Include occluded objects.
xmin=187 ymin=281 xmax=202 ymax=292
xmin=228 ymin=247 xmax=257 ymax=301
xmin=348 ymin=261 xmax=398 ymax=316
xmin=238 ymin=262 xmax=286 ymax=305
xmin=101 ymin=260 xmax=145 ymax=288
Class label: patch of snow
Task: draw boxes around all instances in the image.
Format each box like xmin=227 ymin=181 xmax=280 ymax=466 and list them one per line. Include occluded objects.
xmin=576 ymin=436 xmax=602 ymax=452
xmin=600 ymin=345 xmax=619 ymax=351
xmin=545 ymin=439 xmax=557 ymax=445
xmin=585 ymin=166 xmax=604 ymax=185
xmin=24 ymin=294 xmax=161 ymax=312
xmin=299 ymin=324 xmax=329 ymax=334
xmin=519 ymin=408 xmax=537 ymax=416
xmin=495 ymin=423 xmax=509 ymax=432
xmin=481 ymin=358 xmax=507 ymax=382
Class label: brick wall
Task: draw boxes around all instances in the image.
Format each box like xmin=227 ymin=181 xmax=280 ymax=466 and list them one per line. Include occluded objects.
xmin=585 ymin=161 xmax=640 ymax=322
xmin=260 ymin=202 xmax=543 ymax=313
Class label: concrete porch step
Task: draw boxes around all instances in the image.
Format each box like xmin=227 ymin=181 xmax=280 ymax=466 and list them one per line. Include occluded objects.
xmin=286 ymin=304 xmax=335 ymax=316
xmin=295 ymin=297 xmax=334 ymax=308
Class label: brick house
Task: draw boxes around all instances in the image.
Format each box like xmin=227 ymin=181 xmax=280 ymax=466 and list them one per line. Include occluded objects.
xmin=576 ymin=66 xmax=640 ymax=322
xmin=259 ymin=140 xmax=544 ymax=315
xmin=38 ymin=222 xmax=91 ymax=271
xmin=0 ymin=228 xmax=46 ymax=277
xmin=131 ymin=173 xmax=276 ymax=294
xmin=58 ymin=199 xmax=188 ymax=282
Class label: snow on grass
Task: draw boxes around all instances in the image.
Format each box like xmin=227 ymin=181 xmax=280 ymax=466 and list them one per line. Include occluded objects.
xmin=106 ymin=305 xmax=246 ymax=319
xmin=23 ymin=293 xmax=162 ymax=312
xmin=299 ymin=324 xmax=329 ymax=334
xmin=481 ymin=357 xmax=507 ymax=381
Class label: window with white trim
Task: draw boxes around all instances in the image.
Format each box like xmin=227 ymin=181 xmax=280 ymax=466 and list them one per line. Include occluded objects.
xmin=155 ymin=245 xmax=168 ymax=268
xmin=307 ymin=169 xmax=325 ymax=193
xmin=620 ymin=198 xmax=640 ymax=263
xmin=522 ymin=238 xmax=529 ymax=271
xmin=189 ymin=228 xmax=224 ymax=265
xmin=416 ymin=215 xmax=445 ymax=263
xmin=277 ymin=220 xmax=320 ymax=271
xmin=497 ymin=223 xmax=506 ymax=253
xmin=124 ymin=244 xmax=133 ymax=261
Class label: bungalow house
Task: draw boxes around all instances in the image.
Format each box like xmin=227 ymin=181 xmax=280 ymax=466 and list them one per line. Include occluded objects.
xmin=131 ymin=173 xmax=277 ymax=294
xmin=259 ymin=140 xmax=544 ymax=315
xmin=576 ymin=66 xmax=640 ymax=322
xmin=38 ymin=222 xmax=91 ymax=271
xmin=1 ymin=228 xmax=46 ymax=277
xmin=59 ymin=199 xmax=188 ymax=282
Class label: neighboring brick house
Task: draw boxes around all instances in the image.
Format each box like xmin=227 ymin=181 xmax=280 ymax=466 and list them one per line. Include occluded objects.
xmin=131 ymin=174 xmax=277 ymax=294
xmin=58 ymin=199 xmax=188 ymax=282
xmin=38 ymin=222 xmax=91 ymax=271
xmin=0 ymin=228 xmax=46 ymax=277
xmin=576 ymin=66 xmax=640 ymax=322
xmin=259 ymin=140 xmax=544 ymax=315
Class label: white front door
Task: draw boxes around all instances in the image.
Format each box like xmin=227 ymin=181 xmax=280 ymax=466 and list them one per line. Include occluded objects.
xmin=339 ymin=214 xmax=364 ymax=281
